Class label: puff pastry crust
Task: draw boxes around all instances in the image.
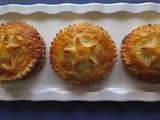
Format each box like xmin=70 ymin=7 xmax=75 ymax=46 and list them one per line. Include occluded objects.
xmin=121 ymin=24 xmax=160 ymax=83
xmin=0 ymin=22 xmax=45 ymax=82
xmin=50 ymin=23 xmax=117 ymax=85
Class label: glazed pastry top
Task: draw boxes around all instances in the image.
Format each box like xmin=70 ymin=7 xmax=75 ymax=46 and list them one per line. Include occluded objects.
xmin=123 ymin=24 xmax=160 ymax=68
xmin=0 ymin=22 xmax=43 ymax=81
xmin=51 ymin=23 xmax=116 ymax=82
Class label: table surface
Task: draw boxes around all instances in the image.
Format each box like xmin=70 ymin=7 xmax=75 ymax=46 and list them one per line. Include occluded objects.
xmin=0 ymin=0 xmax=160 ymax=120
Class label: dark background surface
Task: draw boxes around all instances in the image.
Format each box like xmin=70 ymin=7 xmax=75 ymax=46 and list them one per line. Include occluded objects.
xmin=0 ymin=0 xmax=160 ymax=120
xmin=0 ymin=0 xmax=159 ymax=4
xmin=1 ymin=101 xmax=160 ymax=120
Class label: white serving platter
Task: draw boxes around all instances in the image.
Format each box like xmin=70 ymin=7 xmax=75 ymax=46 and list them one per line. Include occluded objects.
xmin=1 ymin=3 xmax=160 ymax=101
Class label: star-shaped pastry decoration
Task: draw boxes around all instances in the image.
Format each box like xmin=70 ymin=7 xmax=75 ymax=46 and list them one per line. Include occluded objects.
xmin=63 ymin=36 xmax=97 ymax=68
xmin=0 ymin=34 xmax=21 ymax=71
xmin=5 ymin=34 xmax=21 ymax=50
xmin=141 ymin=43 xmax=160 ymax=66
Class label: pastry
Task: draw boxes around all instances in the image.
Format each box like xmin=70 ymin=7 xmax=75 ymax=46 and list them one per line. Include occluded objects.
xmin=121 ymin=24 xmax=160 ymax=83
xmin=50 ymin=23 xmax=117 ymax=85
xmin=0 ymin=22 xmax=45 ymax=82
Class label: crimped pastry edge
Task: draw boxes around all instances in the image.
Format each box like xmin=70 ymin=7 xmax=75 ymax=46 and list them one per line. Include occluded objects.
xmin=121 ymin=23 xmax=160 ymax=84
xmin=0 ymin=22 xmax=45 ymax=83
xmin=50 ymin=22 xmax=117 ymax=85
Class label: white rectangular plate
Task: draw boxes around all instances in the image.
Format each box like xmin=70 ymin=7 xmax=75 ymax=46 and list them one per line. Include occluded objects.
xmin=0 ymin=3 xmax=160 ymax=101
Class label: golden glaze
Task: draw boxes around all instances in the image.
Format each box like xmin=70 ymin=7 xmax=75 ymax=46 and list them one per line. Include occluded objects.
xmin=0 ymin=22 xmax=44 ymax=82
xmin=50 ymin=23 xmax=117 ymax=85
xmin=121 ymin=24 xmax=160 ymax=83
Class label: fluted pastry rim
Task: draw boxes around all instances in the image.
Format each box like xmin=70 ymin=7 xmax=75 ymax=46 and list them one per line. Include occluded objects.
xmin=50 ymin=23 xmax=117 ymax=85
xmin=121 ymin=24 xmax=160 ymax=83
xmin=0 ymin=22 xmax=45 ymax=83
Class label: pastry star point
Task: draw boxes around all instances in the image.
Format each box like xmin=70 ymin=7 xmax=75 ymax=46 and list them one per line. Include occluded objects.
xmin=64 ymin=37 xmax=97 ymax=67
xmin=141 ymin=43 xmax=160 ymax=65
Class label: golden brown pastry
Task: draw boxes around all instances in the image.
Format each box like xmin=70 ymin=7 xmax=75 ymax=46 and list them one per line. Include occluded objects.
xmin=50 ymin=23 xmax=117 ymax=85
xmin=121 ymin=24 xmax=160 ymax=83
xmin=0 ymin=22 xmax=45 ymax=82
